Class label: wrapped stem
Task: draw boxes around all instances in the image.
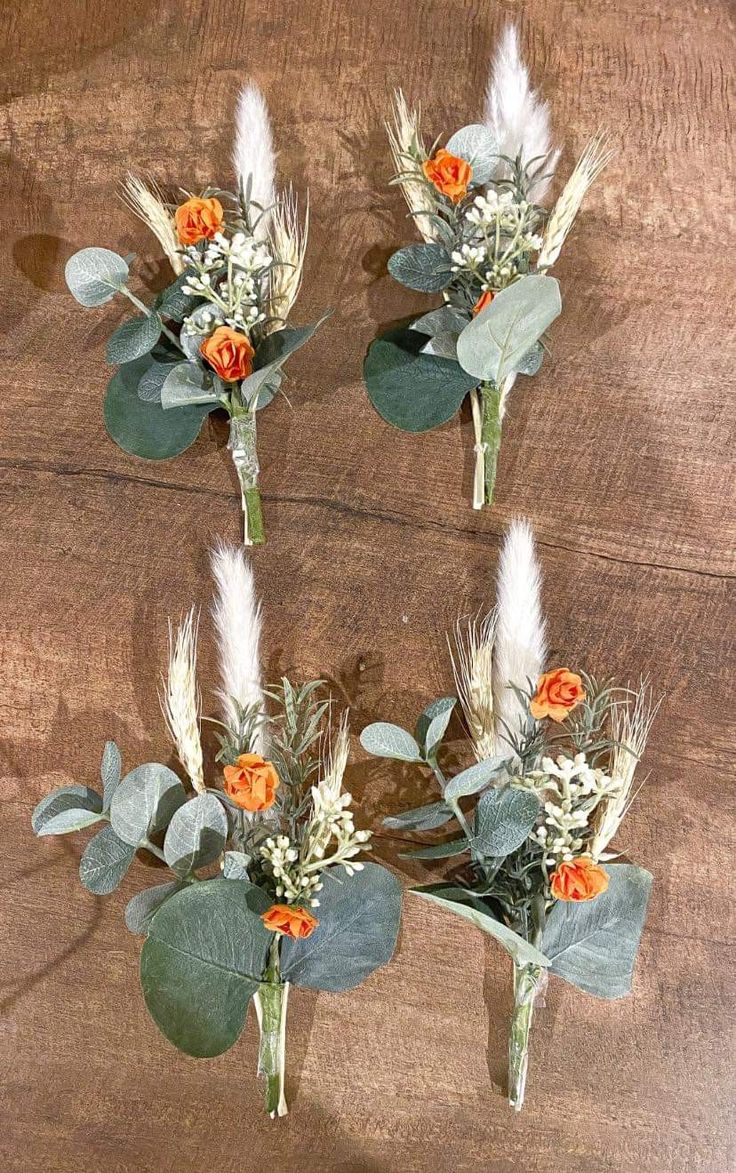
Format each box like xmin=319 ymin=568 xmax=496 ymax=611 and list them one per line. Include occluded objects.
xmin=228 ymin=414 xmax=265 ymax=546
xmin=470 ymin=382 xmax=503 ymax=509
xmin=508 ymin=961 xmax=546 ymax=1111
xmin=254 ymin=939 xmax=289 ymax=1117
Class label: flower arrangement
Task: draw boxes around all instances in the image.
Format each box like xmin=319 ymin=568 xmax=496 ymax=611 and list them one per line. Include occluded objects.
xmin=364 ymin=26 xmax=612 ymax=509
xmin=361 ymin=520 xmax=657 ymax=1110
xmin=31 ymin=544 xmax=401 ymax=1117
xmin=64 ymin=84 xmax=327 ymax=546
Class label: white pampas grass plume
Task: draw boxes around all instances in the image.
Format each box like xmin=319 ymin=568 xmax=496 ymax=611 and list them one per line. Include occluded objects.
xmin=449 ymin=611 xmax=497 ymax=761
xmin=121 ymin=174 xmax=184 ymax=275
xmin=387 ymin=90 xmax=439 ymax=243
xmin=161 ymin=608 xmax=205 ymax=792
xmin=483 ymin=24 xmax=559 ymax=202
xmin=589 ymin=682 xmax=660 ymax=860
xmin=210 ymin=542 xmax=265 ymax=751
xmin=493 ymin=520 xmax=547 ymax=747
xmin=265 ymin=185 xmax=308 ymax=333
xmin=233 ymin=83 xmax=276 ymax=239
xmin=537 ymin=131 xmax=614 ymax=269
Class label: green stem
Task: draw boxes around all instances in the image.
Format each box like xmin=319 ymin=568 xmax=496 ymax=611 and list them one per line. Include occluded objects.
xmin=480 ymin=381 xmax=502 ymax=507
xmin=256 ymin=938 xmax=289 ymax=1117
xmin=228 ymin=414 xmax=265 ymax=546
xmin=120 ymin=285 xmax=183 ymax=353
xmin=508 ymin=961 xmax=545 ymax=1111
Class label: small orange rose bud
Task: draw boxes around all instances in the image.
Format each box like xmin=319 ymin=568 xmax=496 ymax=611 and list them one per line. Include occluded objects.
xmin=473 ymin=290 xmax=495 ymax=316
xmin=223 ymin=753 xmax=279 ymax=812
xmin=530 ymin=669 xmax=586 ymax=722
xmin=422 ymin=148 xmax=472 ymax=203
xmin=550 ymin=857 xmax=609 ymax=902
xmin=261 ymin=904 xmax=319 ymax=939
xmin=200 ymin=326 xmax=255 ymax=382
xmin=174 ymin=196 xmax=225 ymax=245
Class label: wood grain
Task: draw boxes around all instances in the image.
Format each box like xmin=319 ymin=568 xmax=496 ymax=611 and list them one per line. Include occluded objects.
xmin=1 ymin=1 xmax=734 ymax=1170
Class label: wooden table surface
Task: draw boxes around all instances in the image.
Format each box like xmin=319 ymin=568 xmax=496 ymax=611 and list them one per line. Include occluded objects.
xmin=1 ymin=1 xmax=734 ymax=1170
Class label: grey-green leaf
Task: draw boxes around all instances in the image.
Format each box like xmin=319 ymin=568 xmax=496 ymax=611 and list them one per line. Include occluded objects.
xmin=456 ymin=275 xmax=562 ymax=383
xmin=222 ymin=851 xmax=252 ymax=879
xmin=364 ymin=327 xmax=478 ymax=433
xmin=100 ymin=740 xmax=122 ymax=810
xmin=125 ymin=881 xmax=185 ymax=934
xmin=32 ymin=785 xmax=103 ymax=835
xmin=65 ymin=247 xmax=129 ymax=307
xmin=280 ymin=863 xmax=402 ymax=992
xmin=137 ymin=361 xmax=178 ymax=403
xmin=399 ymin=838 xmax=469 ymax=860
xmin=443 ymin=756 xmax=509 ymax=803
xmin=79 ymin=824 xmax=137 ymax=895
xmin=445 ymin=123 xmax=498 ymax=186
xmin=140 ymin=878 xmax=272 ymax=1057
xmin=473 ymin=786 xmax=540 ymax=857
xmin=383 ymin=800 xmax=455 ymax=832
xmin=106 ymin=313 xmax=162 ymax=365
xmin=542 ymin=864 xmax=653 ymax=999
xmin=420 ymin=331 xmax=459 ymax=360
xmin=388 ymin=244 xmax=453 ymax=293
xmin=424 ymin=698 xmax=457 ymax=755
xmin=36 ymin=807 xmax=105 ymax=836
xmin=104 ymin=356 xmax=218 ymax=461
xmin=410 ymin=306 xmax=469 ymax=338
xmin=415 ymin=696 xmax=456 ymax=752
xmin=360 ymin=722 xmax=423 ymax=762
xmin=413 ymin=886 xmax=550 ymax=967
xmin=160 ymin=362 xmax=219 ymax=409
xmin=514 ymin=340 xmax=544 ymax=376
xmin=163 ymin=792 xmax=228 ymax=877
xmin=109 ymin=763 xmax=186 ymax=847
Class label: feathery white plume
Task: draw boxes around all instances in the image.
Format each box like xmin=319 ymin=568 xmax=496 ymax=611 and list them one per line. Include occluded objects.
xmin=210 ymin=542 xmax=265 ymax=752
xmin=161 ymin=608 xmax=204 ymax=792
xmin=483 ymin=24 xmax=558 ymax=202
xmin=233 ymin=83 xmax=276 ymax=239
xmin=493 ymin=520 xmax=547 ymax=747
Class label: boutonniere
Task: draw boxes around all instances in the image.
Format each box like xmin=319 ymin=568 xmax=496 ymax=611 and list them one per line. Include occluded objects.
xmin=31 ymin=544 xmax=401 ymax=1117
xmin=364 ymin=26 xmax=612 ymax=510
xmin=64 ymin=84 xmax=328 ymax=546
xmin=361 ymin=520 xmax=657 ymax=1110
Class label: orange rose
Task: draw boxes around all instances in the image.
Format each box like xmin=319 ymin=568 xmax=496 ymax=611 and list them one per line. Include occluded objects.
xmin=473 ymin=290 xmax=494 ymax=316
xmin=422 ymin=148 xmax=472 ymax=203
xmin=530 ymin=669 xmax=586 ymax=722
xmin=174 ymin=196 xmax=224 ymax=245
xmin=550 ymin=857 xmax=609 ymax=902
xmin=223 ymin=753 xmax=279 ymax=812
xmin=261 ymin=904 xmax=319 ymax=939
xmin=200 ymin=326 xmax=255 ymax=382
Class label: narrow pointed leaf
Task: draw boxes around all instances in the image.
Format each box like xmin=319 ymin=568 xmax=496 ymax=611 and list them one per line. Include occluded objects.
xmin=413 ymin=887 xmax=550 ymax=967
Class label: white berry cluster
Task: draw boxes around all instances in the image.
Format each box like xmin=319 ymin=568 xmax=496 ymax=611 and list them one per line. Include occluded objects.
xmin=180 ymin=230 xmax=272 ymax=334
xmin=522 ymin=753 xmax=621 ymax=868
xmin=450 ymin=191 xmax=544 ymax=293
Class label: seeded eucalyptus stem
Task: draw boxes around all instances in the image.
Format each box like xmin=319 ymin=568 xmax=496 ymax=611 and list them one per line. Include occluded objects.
xmin=254 ymin=937 xmax=289 ymax=1118
xmin=508 ymin=961 xmax=546 ymax=1111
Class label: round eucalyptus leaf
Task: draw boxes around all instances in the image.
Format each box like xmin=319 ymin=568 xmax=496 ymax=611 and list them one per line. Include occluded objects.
xmin=280 ymin=863 xmax=402 ymax=992
xmin=472 ymin=786 xmax=540 ymax=857
xmin=456 ymin=275 xmax=561 ymax=384
xmin=360 ymin=722 xmax=422 ymax=762
xmin=79 ymin=824 xmax=137 ymax=895
xmin=125 ymin=881 xmax=185 ymax=934
xmin=104 ymin=356 xmax=218 ymax=461
xmin=160 ymin=362 xmax=219 ymax=409
xmin=106 ymin=313 xmax=162 ymax=366
xmin=387 ymin=244 xmax=453 ymax=293
xmin=32 ymin=785 xmax=103 ymax=835
xmin=100 ymin=740 xmax=122 ymax=810
xmin=443 ymin=756 xmax=509 ymax=803
xmin=364 ymin=327 xmax=478 ymax=433
xmin=65 ymin=247 xmax=129 ymax=307
xmin=137 ymin=361 xmax=179 ymax=403
xmin=445 ymin=123 xmax=499 ymax=186
xmin=163 ymin=792 xmax=228 ymax=877
xmin=109 ymin=763 xmax=186 ymax=847
xmin=140 ymin=879 xmax=272 ymax=1057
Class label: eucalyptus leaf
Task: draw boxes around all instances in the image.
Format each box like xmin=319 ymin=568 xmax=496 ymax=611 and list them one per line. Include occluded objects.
xmin=100 ymin=740 xmax=122 ymax=810
xmin=160 ymin=362 xmax=219 ymax=409
xmin=420 ymin=332 xmax=459 ymax=360
xmin=180 ymin=304 xmax=222 ymax=361
xmin=32 ymin=785 xmax=103 ymax=835
xmin=364 ymin=326 xmax=478 ymax=433
xmin=413 ymin=887 xmax=550 ymax=967
xmin=163 ymin=792 xmax=228 ymax=877
xmin=125 ymin=881 xmax=185 ymax=934
xmin=109 ymin=763 xmax=186 ymax=847
xmin=253 ymin=313 xmax=331 ymax=371
xmin=542 ymin=864 xmax=653 ymax=999
xmin=399 ymin=838 xmax=469 ymax=860
xmin=388 ymin=244 xmax=453 ymax=293
xmin=443 ymin=756 xmax=509 ymax=803
xmin=36 ymin=807 xmax=105 ymax=836
xmin=222 ymin=851 xmax=252 ymax=879
xmin=415 ymin=697 xmax=456 ymax=755
xmin=280 ymin=863 xmax=401 ymax=992
xmin=104 ymin=356 xmax=218 ymax=461
xmin=383 ymin=800 xmax=455 ymax=832
xmin=106 ymin=313 xmax=162 ymax=365
xmin=410 ymin=306 xmax=469 ymax=338
xmin=65 ymin=247 xmax=129 ymax=307
xmin=158 ymin=273 xmax=201 ymax=322
xmin=456 ymin=275 xmax=562 ymax=383
xmin=514 ymin=340 xmax=544 ymax=376
xmin=360 ymin=722 xmax=422 ymax=762
xmin=137 ymin=361 xmax=179 ymax=403
xmin=140 ymin=878 xmax=271 ymax=1057
xmin=473 ymin=786 xmax=540 ymax=857
xmin=79 ymin=824 xmax=137 ymax=895
xmin=445 ymin=123 xmax=498 ymax=185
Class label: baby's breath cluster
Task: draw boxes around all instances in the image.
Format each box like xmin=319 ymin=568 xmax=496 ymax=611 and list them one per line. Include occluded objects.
xmin=451 ymin=193 xmax=544 ymax=293
xmin=521 ymin=752 xmax=621 ymax=870
xmin=181 ymin=230 xmax=272 ymax=334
